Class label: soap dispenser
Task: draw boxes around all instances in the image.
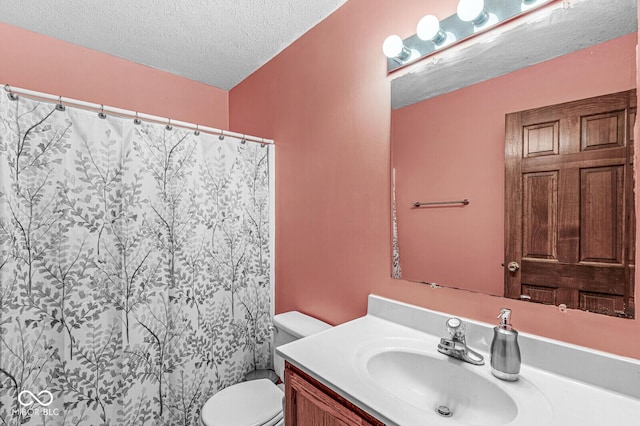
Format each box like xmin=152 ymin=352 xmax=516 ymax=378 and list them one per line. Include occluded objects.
xmin=490 ymin=308 xmax=521 ymax=381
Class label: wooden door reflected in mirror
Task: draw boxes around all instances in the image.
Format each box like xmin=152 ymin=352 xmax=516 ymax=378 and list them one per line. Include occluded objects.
xmin=504 ymin=90 xmax=636 ymax=318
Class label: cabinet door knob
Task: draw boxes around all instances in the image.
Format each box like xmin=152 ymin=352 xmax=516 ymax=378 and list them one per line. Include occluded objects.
xmin=507 ymin=261 xmax=520 ymax=272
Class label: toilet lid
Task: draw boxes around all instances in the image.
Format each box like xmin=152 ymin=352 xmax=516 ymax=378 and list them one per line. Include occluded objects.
xmin=201 ymin=379 xmax=284 ymax=426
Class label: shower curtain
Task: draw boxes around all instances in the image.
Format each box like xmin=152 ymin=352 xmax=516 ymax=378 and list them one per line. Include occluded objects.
xmin=0 ymin=92 xmax=272 ymax=425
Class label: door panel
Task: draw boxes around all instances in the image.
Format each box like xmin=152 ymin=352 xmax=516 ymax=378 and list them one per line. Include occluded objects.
xmin=524 ymin=121 xmax=559 ymax=157
xmin=581 ymin=110 xmax=626 ymax=150
xmin=580 ymin=166 xmax=624 ymax=263
xmin=505 ymin=90 xmax=635 ymax=318
xmin=522 ymin=172 xmax=558 ymax=259
xmin=521 ymin=284 xmax=557 ymax=305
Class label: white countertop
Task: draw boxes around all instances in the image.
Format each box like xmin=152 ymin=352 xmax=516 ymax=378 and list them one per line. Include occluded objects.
xmin=277 ymin=297 xmax=640 ymax=426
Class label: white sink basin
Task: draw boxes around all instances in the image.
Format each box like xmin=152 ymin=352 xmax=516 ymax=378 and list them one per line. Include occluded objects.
xmin=356 ymin=337 xmax=552 ymax=426
xmin=367 ymin=349 xmax=516 ymax=425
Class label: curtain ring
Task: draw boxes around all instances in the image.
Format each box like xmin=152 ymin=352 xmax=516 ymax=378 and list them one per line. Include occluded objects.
xmin=134 ymin=112 xmax=142 ymax=125
xmin=98 ymin=105 xmax=107 ymax=119
xmin=241 ymin=135 xmax=247 ymax=145
xmin=166 ymin=119 xmax=173 ymax=131
xmin=218 ymin=130 xmax=225 ymax=140
xmin=55 ymin=96 xmax=66 ymax=111
xmin=194 ymin=124 xmax=200 ymax=136
xmin=5 ymin=84 xmax=18 ymax=101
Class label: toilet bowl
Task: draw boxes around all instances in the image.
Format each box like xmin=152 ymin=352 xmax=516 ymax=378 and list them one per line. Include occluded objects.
xmin=201 ymin=379 xmax=285 ymax=426
xmin=200 ymin=311 xmax=331 ymax=426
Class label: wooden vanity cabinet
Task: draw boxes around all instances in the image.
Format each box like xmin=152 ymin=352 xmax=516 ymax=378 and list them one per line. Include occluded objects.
xmin=284 ymin=362 xmax=384 ymax=426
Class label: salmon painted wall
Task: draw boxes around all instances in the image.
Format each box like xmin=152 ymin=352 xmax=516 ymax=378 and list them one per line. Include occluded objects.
xmin=0 ymin=23 xmax=228 ymax=128
xmin=393 ymin=34 xmax=636 ymax=295
xmin=230 ymin=0 xmax=640 ymax=359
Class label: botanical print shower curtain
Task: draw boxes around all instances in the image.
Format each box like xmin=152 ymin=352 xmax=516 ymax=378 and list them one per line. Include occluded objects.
xmin=0 ymin=92 xmax=272 ymax=425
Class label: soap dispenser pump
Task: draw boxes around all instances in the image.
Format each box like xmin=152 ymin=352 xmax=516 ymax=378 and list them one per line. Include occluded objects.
xmin=490 ymin=308 xmax=521 ymax=381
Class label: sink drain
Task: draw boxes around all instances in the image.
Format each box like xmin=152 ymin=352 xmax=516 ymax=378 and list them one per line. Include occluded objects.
xmin=436 ymin=405 xmax=453 ymax=417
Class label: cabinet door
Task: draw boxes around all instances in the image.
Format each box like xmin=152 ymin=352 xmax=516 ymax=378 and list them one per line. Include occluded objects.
xmin=285 ymin=362 xmax=384 ymax=426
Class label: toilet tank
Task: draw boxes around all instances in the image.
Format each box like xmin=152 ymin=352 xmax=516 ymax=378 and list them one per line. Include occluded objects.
xmin=272 ymin=311 xmax=331 ymax=380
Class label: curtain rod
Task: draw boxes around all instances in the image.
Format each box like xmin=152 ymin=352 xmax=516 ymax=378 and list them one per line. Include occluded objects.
xmin=3 ymin=84 xmax=274 ymax=146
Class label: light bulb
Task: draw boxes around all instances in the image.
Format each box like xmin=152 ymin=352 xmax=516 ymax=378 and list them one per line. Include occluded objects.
xmin=457 ymin=0 xmax=486 ymax=23
xmin=416 ymin=15 xmax=446 ymax=44
xmin=382 ymin=35 xmax=406 ymax=59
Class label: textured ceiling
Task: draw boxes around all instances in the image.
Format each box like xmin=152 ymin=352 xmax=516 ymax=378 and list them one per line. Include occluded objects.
xmin=0 ymin=0 xmax=347 ymax=90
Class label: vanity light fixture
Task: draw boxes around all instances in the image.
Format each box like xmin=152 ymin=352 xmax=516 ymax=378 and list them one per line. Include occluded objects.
xmin=383 ymin=0 xmax=556 ymax=72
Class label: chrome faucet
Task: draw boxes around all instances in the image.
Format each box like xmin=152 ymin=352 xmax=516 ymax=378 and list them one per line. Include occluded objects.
xmin=437 ymin=317 xmax=485 ymax=365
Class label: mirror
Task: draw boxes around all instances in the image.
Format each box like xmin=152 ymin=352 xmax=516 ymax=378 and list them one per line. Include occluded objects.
xmin=390 ymin=0 xmax=637 ymax=313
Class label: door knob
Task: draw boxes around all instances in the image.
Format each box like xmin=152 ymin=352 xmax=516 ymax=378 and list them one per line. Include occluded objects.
xmin=507 ymin=261 xmax=520 ymax=272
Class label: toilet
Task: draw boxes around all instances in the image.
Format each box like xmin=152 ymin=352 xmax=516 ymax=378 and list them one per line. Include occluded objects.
xmin=201 ymin=311 xmax=332 ymax=426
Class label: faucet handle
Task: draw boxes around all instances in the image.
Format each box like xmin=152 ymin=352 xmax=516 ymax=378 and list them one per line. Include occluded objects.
xmin=446 ymin=317 xmax=465 ymax=338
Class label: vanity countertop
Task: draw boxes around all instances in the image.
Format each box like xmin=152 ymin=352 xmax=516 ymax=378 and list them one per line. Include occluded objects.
xmin=277 ymin=295 xmax=640 ymax=426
